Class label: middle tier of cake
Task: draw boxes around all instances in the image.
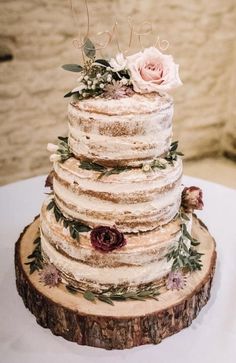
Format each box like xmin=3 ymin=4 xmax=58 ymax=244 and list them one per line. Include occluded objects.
xmin=52 ymin=156 xmax=183 ymax=233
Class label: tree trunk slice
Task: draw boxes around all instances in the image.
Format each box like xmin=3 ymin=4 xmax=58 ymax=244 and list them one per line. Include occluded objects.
xmin=15 ymin=215 xmax=216 ymax=350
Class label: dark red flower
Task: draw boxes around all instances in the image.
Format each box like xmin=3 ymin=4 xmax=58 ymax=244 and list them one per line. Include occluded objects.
xmin=45 ymin=170 xmax=55 ymax=190
xmin=181 ymin=186 xmax=204 ymax=212
xmin=90 ymin=226 xmax=127 ymax=252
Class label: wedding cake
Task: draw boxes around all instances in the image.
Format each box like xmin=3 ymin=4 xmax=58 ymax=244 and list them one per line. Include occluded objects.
xmin=15 ymin=41 xmax=217 ymax=350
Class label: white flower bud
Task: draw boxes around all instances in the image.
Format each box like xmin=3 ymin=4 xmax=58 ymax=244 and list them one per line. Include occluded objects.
xmin=82 ymin=92 xmax=87 ymax=97
xmin=96 ymin=73 xmax=101 ymax=79
xmin=76 ymin=75 xmax=84 ymax=83
xmin=107 ymin=74 xmax=112 ymax=82
xmin=84 ymin=75 xmax=89 ymax=81
xmin=100 ymin=83 xmax=104 ymax=89
xmin=142 ymin=163 xmax=151 ymax=172
xmin=110 ymin=53 xmax=127 ymax=72
xmin=72 ymin=84 xmax=84 ymax=93
xmin=49 ymin=154 xmax=61 ymax=162
xmin=91 ymin=84 xmax=96 ymax=90
xmin=121 ymin=78 xmax=128 ymax=85
xmin=87 ymin=80 xmax=92 ymax=85
xmin=47 ymin=143 xmax=58 ymax=153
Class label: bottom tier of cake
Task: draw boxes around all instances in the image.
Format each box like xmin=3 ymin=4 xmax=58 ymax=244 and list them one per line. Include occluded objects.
xmin=15 ymin=215 xmax=216 ymax=350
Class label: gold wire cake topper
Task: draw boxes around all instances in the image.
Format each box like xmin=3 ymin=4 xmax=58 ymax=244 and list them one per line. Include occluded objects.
xmin=70 ymin=0 xmax=170 ymax=57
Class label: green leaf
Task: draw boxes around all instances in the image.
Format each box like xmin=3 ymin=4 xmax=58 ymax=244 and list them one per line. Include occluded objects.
xmin=47 ymin=200 xmax=54 ymax=211
xmin=191 ymin=240 xmax=200 ymax=246
xmin=62 ymin=64 xmax=83 ymax=72
xmin=64 ymin=91 xmax=73 ymax=98
xmin=98 ymin=166 xmax=132 ymax=179
xmin=97 ymin=295 xmax=114 ymax=305
xmin=58 ymin=136 xmax=68 ymax=142
xmin=63 ymin=219 xmax=69 ymax=228
xmin=109 ymin=294 xmax=126 ymax=301
xmin=33 ymin=236 xmax=41 ymax=244
xmin=77 ymin=224 xmax=91 ymax=232
xmin=170 ymin=141 xmax=178 ymax=151
xmin=83 ymin=290 xmax=96 ymax=302
xmin=69 ymin=224 xmax=79 ymax=239
xmin=79 ymin=160 xmax=106 ymax=172
xmin=83 ymin=38 xmax=96 ymax=59
xmin=94 ymin=59 xmax=110 ymax=67
xmin=66 ymin=285 xmax=78 ymax=294
xmin=181 ymin=212 xmax=190 ymax=221
xmin=25 ymin=235 xmax=43 ymax=275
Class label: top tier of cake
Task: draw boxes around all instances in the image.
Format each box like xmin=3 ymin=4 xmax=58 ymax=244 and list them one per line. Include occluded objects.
xmin=68 ymin=92 xmax=173 ymax=167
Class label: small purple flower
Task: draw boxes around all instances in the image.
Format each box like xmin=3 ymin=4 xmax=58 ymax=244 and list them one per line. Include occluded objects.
xmin=181 ymin=186 xmax=204 ymax=213
xmin=90 ymin=225 xmax=127 ymax=252
xmin=103 ymin=83 xmax=134 ymax=99
xmin=166 ymin=271 xmax=186 ymax=291
xmin=39 ymin=264 xmax=61 ymax=288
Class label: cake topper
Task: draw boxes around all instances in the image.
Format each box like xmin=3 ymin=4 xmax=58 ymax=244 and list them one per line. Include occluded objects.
xmin=63 ymin=0 xmax=181 ymax=100
xmin=69 ymin=0 xmax=170 ymax=57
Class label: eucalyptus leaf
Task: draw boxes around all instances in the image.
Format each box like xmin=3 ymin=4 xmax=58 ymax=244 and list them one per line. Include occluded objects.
xmin=94 ymin=59 xmax=110 ymax=67
xmin=97 ymin=295 xmax=114 ymax=305
xmin=98 ymin=165 xmax=132 ymax=179
xmin=77 ymin=224 xmax=91 ymax=232
xmin=166 ymin=213 xmax=204 ymax=272
xmin=47 ymin=200 xmax=54 ymax=211
xmin=64 ymin=91 xmax=73 ymax=98
xmin=83 ymin=290 xmax=96 ymax=302
xmin=79 ymin=160 xmax=106 ymax=172
xmin=48 ymin=199 xmax=91 ymax=241
xmin=66 ymin=285 xmax=78 ymax=294
xmin=58 ymin=136 xmax=68 ymax=142
xmin=83 ymin=38 xmax=96 ymax=59
xmin=62 ymin=64 xmax=83 ymax=72
xmin=25 ymin=235 xmax=43 ymax=275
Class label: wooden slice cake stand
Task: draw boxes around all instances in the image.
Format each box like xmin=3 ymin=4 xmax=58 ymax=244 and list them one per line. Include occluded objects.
xmin=15 ymin=216 xmax=216 ymax=350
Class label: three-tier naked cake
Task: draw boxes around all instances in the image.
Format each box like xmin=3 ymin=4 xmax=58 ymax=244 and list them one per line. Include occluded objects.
xmin=15 ymin=42 xmax=217 ymax=350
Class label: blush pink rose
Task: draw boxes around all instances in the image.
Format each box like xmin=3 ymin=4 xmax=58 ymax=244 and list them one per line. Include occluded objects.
xmin=127 ymin=47 xmax=182 ymax=94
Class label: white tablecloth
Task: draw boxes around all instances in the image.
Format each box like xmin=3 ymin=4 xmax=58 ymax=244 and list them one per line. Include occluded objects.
xmin=0 ymin=175 xmax=236 ymax=363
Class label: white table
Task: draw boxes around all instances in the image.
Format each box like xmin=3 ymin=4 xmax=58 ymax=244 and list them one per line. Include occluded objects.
xmin=0 ymin=175 xmax=236 ymax=363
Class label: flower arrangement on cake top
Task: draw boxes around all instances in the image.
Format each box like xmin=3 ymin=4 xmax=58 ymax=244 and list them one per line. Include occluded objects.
xmin=62 ymin=38 xmax=182 ymax=100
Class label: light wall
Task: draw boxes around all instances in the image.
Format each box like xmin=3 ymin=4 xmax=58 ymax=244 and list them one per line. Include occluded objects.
xmin=0 ymin=0 xmax=235 ymax=185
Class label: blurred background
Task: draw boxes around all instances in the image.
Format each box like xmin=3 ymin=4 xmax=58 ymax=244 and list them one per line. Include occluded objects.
xmin=0 ymin=0 xmax=235 ymax=187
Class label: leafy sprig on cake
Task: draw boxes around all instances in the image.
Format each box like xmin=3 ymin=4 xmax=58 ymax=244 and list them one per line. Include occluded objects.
xmin=47 ymin=136 xmax=72 ymax=163
xmin=47 ymin=198 xmax=91 ymax=240
xmin=79 ymin=141 xmax=183 ymax=178
xmin=66 ymin=284 xmax=161 ymax=305
xmin=62 ymin=38 xmax=182 ymax=101
xmin=62 ymin=38 xmax=132 ymax=100
xmin=165 ymin=186 xmax=204 ymax=273
xmin=25 ymin=235 xmax=43 ymax=274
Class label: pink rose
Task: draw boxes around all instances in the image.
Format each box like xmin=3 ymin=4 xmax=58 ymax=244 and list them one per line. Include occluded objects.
xmin=127 ymin=47 xmax=182 ymax=94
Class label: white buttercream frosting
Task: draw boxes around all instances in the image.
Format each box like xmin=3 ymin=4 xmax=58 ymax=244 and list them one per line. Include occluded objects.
xmin=39 ymin=86 xmax=187 ymax=293
xmin=40 ymin=201 xmax=193 ymax=291
xmin=52 ymin=156 xmax=183 ymax=232
xmin=67 ymin=92 xmax=173 ymax=165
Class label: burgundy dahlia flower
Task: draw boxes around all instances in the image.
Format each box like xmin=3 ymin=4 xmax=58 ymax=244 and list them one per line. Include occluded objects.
xmin=181 ymin=186 xmax=204 ymax=213
xmin=90 ymin=225 xmax=127 ymax=252
xmin=45 ymin=170 xmax=55 ymax=190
